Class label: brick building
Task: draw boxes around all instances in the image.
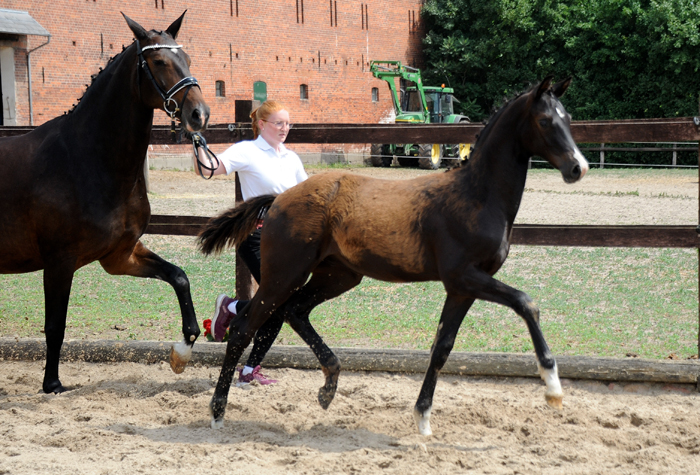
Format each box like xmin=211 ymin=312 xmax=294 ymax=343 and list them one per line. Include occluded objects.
xmin=0 ymin=0 xmax=425 ymax=135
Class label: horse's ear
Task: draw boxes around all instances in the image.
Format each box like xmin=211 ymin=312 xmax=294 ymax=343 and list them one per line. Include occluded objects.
xmin=166 ymin=11 xmax=187 ymax=40
xmin=535 ymin=76 xmax=554 ymax=100
xmin=121 ymin=13 xmax=149 ymax=42
xmin=552 ymin=77 xmax=572 ymax=98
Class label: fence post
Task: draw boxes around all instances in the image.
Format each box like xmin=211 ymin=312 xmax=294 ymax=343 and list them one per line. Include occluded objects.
xmin=235 ymin=173 xmax=258 ymax=301
xmin=673 ymin=143 xmax=678 ymax=167
xmin=599 ymin=143 xmax=605 ymax=169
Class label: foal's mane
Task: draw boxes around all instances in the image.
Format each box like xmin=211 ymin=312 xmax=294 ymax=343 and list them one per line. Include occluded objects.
xmin=469 ymin=81 xmax=551 ymax=158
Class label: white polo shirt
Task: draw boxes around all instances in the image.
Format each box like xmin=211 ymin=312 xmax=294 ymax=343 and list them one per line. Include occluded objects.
xmin=219 ymin=135 xmax=308 ymax=201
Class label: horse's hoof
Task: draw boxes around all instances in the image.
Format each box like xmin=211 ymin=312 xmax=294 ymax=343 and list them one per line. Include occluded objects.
xmin=169 ymin=340 xmax=192 ymax=374
xmin=211 ymin=417 xmax=224 ymax=429
xmin=546 ymin=394 xmax=563 ymax=410
xmin=43 ymin=381 xmax=66 ymax=394
xmin=209 ymin=395 xmax=227 ymax=427
xmin=317 ymin=386 xmax=336 ymax=410
xmin=413 ymin=407 xmax=433 ymax=436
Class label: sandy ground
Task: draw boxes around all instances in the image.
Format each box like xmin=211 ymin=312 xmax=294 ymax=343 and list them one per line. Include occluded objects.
xmin=2 ymin=166 xmax=699 ymax=474
xmin=1 ymin=361 xmax=699 ymax=475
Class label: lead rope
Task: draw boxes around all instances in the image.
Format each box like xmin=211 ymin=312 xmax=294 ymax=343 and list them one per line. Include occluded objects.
xmin=192 ymin=132 xmax=220 ymax=180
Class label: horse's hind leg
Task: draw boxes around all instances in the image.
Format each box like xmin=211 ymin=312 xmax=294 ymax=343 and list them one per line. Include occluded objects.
xmin=414 ymin=296 xmax=473 ymax=435
xmin=210 ymin=295 xmax=304 ymax=428
xmin=282 ymin=261 xmax=363 ymax=409
xmin=100 ymin=240 xmax=200 ymax=373
xmin=42 ymin=259 xmax=76 ymax=393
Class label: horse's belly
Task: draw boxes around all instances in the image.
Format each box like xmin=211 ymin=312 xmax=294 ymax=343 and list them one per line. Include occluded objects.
xmin=336 ymin=244 xmax=435 ymax=283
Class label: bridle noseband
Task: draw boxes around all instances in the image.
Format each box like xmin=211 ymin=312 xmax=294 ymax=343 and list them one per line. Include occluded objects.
xmin=135 ymin=39 xmax=220 ymax=179
xmin=135 ymin=40 xmax=200 ymax=119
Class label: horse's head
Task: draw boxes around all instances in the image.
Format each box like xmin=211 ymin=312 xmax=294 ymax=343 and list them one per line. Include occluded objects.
xmin=523 ymin=77 xmax=588 ymax=183
xmin=123 ymin=11 xmax=210 ymax=133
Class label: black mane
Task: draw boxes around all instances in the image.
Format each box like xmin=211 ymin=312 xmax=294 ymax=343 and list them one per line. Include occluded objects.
xmin=66 ymin=42 xmax=134 ymax=115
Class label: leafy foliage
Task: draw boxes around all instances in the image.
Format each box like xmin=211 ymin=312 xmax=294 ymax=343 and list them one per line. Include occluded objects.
xmin=422 ymin=0 xmax=700 ymax=121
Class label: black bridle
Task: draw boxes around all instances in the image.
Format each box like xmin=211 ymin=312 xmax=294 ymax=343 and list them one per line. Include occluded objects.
xmin=135 ymin=40 xmax=200 ymax=119
xmin=136 ymin=40 xmax=220 ymax=179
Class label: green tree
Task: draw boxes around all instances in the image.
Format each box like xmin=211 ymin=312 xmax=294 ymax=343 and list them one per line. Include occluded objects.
xmin=422 ymin=0 xmax=700 ymax=121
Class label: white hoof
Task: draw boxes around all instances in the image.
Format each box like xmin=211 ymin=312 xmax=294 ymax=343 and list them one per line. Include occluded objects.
xmin=211 ymin=417 xmax=223 ymax=430
xmin=413 ymin=407 xmax=433 ymax=436
xmin=538 ymin=362 xmax=563 ymax=410
xmin=169 ymin=339 xmax=192 ymax=374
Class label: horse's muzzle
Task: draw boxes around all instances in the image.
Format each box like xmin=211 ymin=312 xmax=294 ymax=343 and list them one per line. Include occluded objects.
xmin=562 ymin=148 xmax=589 ymax=183
xmin=184 ymin=102 xmax=210 ymax=132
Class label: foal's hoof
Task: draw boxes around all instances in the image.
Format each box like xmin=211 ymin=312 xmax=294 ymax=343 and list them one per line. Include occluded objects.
xmin=413 ymin=407 xmax=433 ymax=436
xmin=545 ymin=394 xmax=563 ymax=410
xmin=209 ymin=395 xmax=227 ymax=429
xmin=210 ymin=417 xmax=224 ymax=430
xmin=169 ymin=340 xmax=193 ymax=374
xmin=317 ymin=386 xmax=336 ymax=410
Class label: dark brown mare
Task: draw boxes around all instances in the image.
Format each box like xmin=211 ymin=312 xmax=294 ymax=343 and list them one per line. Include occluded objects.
xmin=199 ymin=77 xmax=588 ymax=435
xmin=0 ymin=12 xmax=209 ymax=394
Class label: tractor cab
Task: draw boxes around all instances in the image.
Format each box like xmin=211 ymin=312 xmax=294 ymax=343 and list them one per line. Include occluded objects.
xmin=401 ymin=86 xmax=458 ymax=124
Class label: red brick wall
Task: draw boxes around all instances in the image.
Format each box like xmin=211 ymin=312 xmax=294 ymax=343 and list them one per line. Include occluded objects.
xmin=6 ymin=0 xmax=426 ymax=129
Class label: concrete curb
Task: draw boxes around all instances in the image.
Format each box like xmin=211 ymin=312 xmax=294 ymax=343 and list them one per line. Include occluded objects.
xmin=1 ymin=338 xmax=698 ymax=385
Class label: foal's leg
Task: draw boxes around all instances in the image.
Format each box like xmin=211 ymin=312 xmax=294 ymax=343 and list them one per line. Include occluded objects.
xmin=209 ymin=271 xmax=312 ymax=428
xmin=99 ymin=240 xmax=200 ymax=373
xmin=42 ymin=259 xmax=76 ymax=393
xmin=281 ymin=262 xmax=363 ymax=409
xmin=414 ymin=296 xmax=473 ymax=435
xmin=450 ymin=269 xmax=563 ymax=410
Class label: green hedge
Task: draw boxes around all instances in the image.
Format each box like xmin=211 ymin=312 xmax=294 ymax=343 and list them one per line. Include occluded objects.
xmin=422 ymin=0 xmax=700 ymax=122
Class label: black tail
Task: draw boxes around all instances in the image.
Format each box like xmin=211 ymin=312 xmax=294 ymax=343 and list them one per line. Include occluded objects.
xmin=198 ymin=194 xmax=277 ymax=255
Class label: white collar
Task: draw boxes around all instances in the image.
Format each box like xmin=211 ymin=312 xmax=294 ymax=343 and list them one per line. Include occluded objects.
xmin=255 ymin=135 xmax=288 ymax=155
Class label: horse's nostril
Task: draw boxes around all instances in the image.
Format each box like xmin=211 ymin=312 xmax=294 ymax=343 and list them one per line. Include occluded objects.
xmin=192 ymin=109 xmax=201 ymax=122
xmin=571 ymin=165 xmax=581 ymax=179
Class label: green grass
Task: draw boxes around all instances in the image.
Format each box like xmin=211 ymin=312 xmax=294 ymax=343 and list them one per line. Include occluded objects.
xmin=1 ymin=235 xmax=697 ymax=360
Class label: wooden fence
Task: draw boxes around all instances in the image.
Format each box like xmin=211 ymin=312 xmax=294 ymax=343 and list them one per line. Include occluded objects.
xmin=2 ymin=117 xmax=700 ymax=354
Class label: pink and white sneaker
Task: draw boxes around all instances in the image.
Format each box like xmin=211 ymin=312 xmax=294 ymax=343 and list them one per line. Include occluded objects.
xmin=211 ymin=294 xmax=236 ymax=342
xmin=238 ymin=365 xmax=278 ymax=385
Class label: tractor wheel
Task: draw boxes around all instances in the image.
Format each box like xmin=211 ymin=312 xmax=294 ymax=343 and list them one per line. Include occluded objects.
xmin=418 ymin=144 xmax=442 ymax=170
xmin=370 ymin=144 xmax=392 ymax=167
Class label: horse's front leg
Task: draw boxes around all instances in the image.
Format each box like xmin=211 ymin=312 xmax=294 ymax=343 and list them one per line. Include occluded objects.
xmin=414 ymin=296 xmax=473 ymax=436
xmin=100 ymin=240 xmax=200 ymax=373
xmin=42 ymin=259 xmax=76 ymax=393
xmin=452 ymin=270 xmax=564 ymax=411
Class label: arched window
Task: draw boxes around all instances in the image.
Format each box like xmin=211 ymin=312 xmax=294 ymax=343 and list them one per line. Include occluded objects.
xmin=215 ymin=81 xmax=225 ymax=97
xmin=300 ymin=84 xmax=309 ymax=100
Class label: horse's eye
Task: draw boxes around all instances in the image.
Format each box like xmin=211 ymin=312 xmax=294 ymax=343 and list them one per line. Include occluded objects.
xmin=539 ymin=118 xmax=551 ymax=128
xmin=153 ymin=59 xmax=166 ymax=67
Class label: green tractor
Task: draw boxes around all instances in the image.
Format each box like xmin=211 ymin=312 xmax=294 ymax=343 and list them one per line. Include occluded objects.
xmin=369 ymin=60 xmax=471 ymax=169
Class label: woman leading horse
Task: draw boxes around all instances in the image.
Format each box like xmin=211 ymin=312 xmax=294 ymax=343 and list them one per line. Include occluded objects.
xmin=199 ymin=77 xmax=588 ymax=435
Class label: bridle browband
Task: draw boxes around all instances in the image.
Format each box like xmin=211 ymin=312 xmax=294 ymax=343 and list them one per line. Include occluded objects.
xmin=134 ymin=39 xmax=220 ymax=179
xmin=135 ymin=40 xmax=200 ymax=119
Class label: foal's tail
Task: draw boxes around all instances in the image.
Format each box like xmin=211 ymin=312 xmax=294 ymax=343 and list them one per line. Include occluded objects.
xmin=198 ymin=194 xmax=277 ymax=255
